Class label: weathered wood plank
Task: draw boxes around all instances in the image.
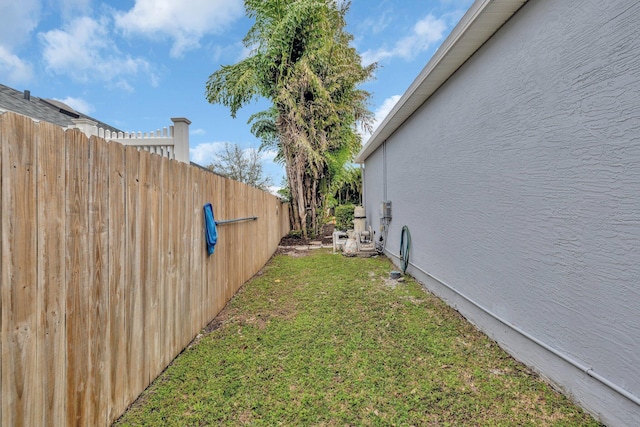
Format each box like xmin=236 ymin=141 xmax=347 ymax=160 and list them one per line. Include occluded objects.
xmin=253 ymin=190 xmax=259 ymax=275
xmin=173 ymin=162 xmax=183 ymax=352
xmin=138 ymin=150 xmax=152 ymax=389
xmin=240 ymin=183 xmax=248 ymax=284
xmin=1 ymin=112 xmax=39 ymax=426
xmin=143 ymin=151 xmax=160 ymax=383
xmin=65 ymin=128 xmax=91 ymax=426
xmin=1 ymin=111 xmax=291 ymax=425
xmin=207 ymin=173 xmax=217 ymax=317
xmin=214 ymin=173 xmax=227 ymax=315
xmin=180 ymin=166 xmax=193 ymax=349
xmin=124 ymin=146 xmax=144 ymax=406
xmin=107 ymin=140 xmax=126 ymax=424
xmin=165 ymin=159 xmax=178 ymax=359
xmin=36 ymin=121 xmax=67 ymax=426
xmin=88 ymin=136 xmax=110 ymax=426
xmin=230 ymin=180 xmax=240 ymax=297
xmin=222 ymin=178 xmax=233 ymax=303
xmin=0 ymin=111 xmax=3 ymax=427
xmin=191 ymin=169 xmax=203 ymax=333
xmin=158 ymin=156 xmax=171 ymax=370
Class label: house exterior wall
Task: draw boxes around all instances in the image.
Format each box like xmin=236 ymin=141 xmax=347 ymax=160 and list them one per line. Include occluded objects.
xmin=362 ymin=0 xmax=640 ymax=425
xmin=362 ymin=144 xmax=385 ymax=220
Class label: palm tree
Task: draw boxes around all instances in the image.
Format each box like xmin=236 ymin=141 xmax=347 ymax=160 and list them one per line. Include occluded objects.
xmin=206 ymin=0 xmax=374 ymax=237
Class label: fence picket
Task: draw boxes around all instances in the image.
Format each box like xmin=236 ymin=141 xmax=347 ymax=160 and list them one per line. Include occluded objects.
xmin=107 ymin=140 xmax=126 ymax=424
xmin=158 ymin=157 xmax=169 ymax=371
xmin=166 ymin=159 xmax=178 ymax=359
xmin=1 ymin=113 xmax=39 ymax=426
xmin=88 ymin=136 xmax=110 ymax=426
xmin=178 ymin=166 xmax=193 ymax=348
xmin=0 ymin=112 xmax=290 ymax=426
xmin=1 ymin=108 xmax=3 ymax=427
xmin=124 ymin=146 xmax=144 ymax=406
xmin=191 ymin=168 xmax=204 ymax=337
xmin=145 ymin=150 xmax=161 ymax=383
xmin=36 ymin=121 xmax=67 ymax=426
xmin=65 ymin=129 xmax=91 ymax=426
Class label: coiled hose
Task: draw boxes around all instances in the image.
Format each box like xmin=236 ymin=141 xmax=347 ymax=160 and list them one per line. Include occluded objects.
xmin=400 ymin=225 xmax=411 ymax=273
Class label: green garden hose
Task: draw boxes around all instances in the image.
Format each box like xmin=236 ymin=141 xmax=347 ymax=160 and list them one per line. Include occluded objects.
xmin=400 ymin=225 xmax=411 ymax=273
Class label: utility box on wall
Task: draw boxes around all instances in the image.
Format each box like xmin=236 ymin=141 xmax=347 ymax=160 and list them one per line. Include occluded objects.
xmin=381 ymin=201 xmax=392 ymax=220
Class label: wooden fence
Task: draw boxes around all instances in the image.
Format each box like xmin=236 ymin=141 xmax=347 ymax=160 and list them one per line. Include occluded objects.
xmin=0 ymin=112 xmax=290 ymax=426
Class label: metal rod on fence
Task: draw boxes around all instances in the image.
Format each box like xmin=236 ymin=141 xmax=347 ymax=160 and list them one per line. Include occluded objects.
xmin=215 ymin=216 xmax=258 ymax=225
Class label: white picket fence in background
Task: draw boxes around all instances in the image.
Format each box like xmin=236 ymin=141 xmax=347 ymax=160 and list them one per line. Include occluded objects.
xmin=71 ymin=117 xmax=191 ymax=163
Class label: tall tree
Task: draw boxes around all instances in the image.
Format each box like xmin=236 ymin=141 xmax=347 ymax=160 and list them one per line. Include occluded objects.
xmin=206 ymin=0 xmax=374 ymax=237
xmin=330 ymin=165 xmax=361 ymax=206
xmin=207 ymin=142 xmax=273 ymax=191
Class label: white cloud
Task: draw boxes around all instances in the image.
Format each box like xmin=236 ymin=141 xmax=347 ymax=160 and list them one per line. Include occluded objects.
xmin=442 ymin=8 xmax=468 ymax=27
xmin=244 ymin=146 xmax=278 ymax=164
xmin=415 ymin=14 xmax=447 ymax=41
xmin=40 ymin=16 xmax=152 ymax=89
xmin=0 ymin=0 xmax=39 ymax=84
xmin=361 ymin=14 xmax=447 ymax=65
xmin=57 ymin=0 xmax=92 ymax=19
xmin=189 ymin=142 xmax=278 ymax=168
xmin=189 ymin=141 xmax=226 ymax=165
xmin=54 ymin=96 xmax=94 ymax=114
xmin=268 ymin=186 xmax=283 ymax=197
xmin=260 ymin=149 xmax=278 ymax=163
xmin=374 ymin=95 xmax=401 ymax=128
xmin=356 ymin=11 xmax=392 ymax=37
xmin=114 ymin=0 xmax=244 ymax=58
xmin=0 ymin=46 xmax=34 ymax=85
xmin=190 ymin=128 xmax=206 ymax=136
xmin=0 ymin=0 xmax=40 ymax=49
xmin=237 ymin=43 xmax=256 ymax=61
xmin=361 ymin=94 xmax=401 ymax=142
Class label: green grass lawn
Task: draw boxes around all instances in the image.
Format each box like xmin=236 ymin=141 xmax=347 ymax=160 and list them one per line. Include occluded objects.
xmin=115 ymin=250 xmax=601 ymax=426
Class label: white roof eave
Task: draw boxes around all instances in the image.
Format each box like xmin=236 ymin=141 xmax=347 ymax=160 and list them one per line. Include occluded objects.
xmin=355 ymin=0 xmax=528 ymax=163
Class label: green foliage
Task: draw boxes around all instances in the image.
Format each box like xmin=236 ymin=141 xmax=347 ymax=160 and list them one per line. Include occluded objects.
xmin=249 ymin=107 xmax=283 ymax=164
xmin=275 ymin=177 xmax=291 ymax=202
xmin=286 ymin=229 xmax=303 ymax=239
xmin=116 ymin=252 xmax=601 ymax=426
xmin=329 ymin=165 xmax=361 ymax=207
xmin=206 ymin=0 xmax=376 ymax=237
xmin=335 ymin=203 xmax=355 ymax=231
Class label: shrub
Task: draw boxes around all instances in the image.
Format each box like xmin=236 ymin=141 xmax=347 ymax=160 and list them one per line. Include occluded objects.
xmin=287 ymin=230 xmax=303 ymax=239
xmin=335 ymin=204 xmax=355 ymax=231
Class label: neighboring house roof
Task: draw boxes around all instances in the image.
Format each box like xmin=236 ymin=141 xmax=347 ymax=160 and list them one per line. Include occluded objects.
xmin=355 ymin=0 xmax=528 ymax=163
xmin=0 ymin=83 xmax=122 ymax=134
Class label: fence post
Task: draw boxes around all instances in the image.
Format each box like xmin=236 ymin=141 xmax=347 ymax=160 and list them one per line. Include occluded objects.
xmin=171 ymin=117 xmax=191 ymax=164
xmin=71 ymin=118 xmax=98 ymax=137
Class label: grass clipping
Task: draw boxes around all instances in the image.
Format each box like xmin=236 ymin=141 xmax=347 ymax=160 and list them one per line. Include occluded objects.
xmin=116 ymin=250 xmax=600 ymax=426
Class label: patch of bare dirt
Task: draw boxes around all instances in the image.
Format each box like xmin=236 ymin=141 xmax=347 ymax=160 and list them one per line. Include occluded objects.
xmin=278 ymin=223 xmax=335 ymax=247
xmin=276 ymin=223 xmax=335 ymax=256
xmin=277 ymin=249 xmax=312 ymax=257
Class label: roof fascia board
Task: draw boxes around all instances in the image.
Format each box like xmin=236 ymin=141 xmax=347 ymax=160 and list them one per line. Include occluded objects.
xmin=355 ymin=0 xmax=528 ymax=163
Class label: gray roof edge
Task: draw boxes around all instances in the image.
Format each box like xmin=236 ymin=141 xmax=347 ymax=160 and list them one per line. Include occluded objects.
xmin=355 ymin=0 xmax=528 ymax=163
xmin=0 ymin=83 xmax=123 ymax=133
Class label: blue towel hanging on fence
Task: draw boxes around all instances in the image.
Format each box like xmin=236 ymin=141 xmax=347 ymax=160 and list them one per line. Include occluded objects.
xmin=204 ymin=203 xmax=218 ymax=255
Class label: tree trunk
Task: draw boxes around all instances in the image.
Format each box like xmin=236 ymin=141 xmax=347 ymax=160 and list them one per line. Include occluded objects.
xmin=282 ymin=142 xmax=309 ymax=237
xmin=278 ymin=118 xmax=327 ymax=238
xmin=283 ymin=151 xmax=326 ymax=238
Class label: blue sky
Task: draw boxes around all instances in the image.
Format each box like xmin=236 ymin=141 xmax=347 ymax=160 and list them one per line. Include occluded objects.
xmin=0 ymin=0 xmax=472 ymax=191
